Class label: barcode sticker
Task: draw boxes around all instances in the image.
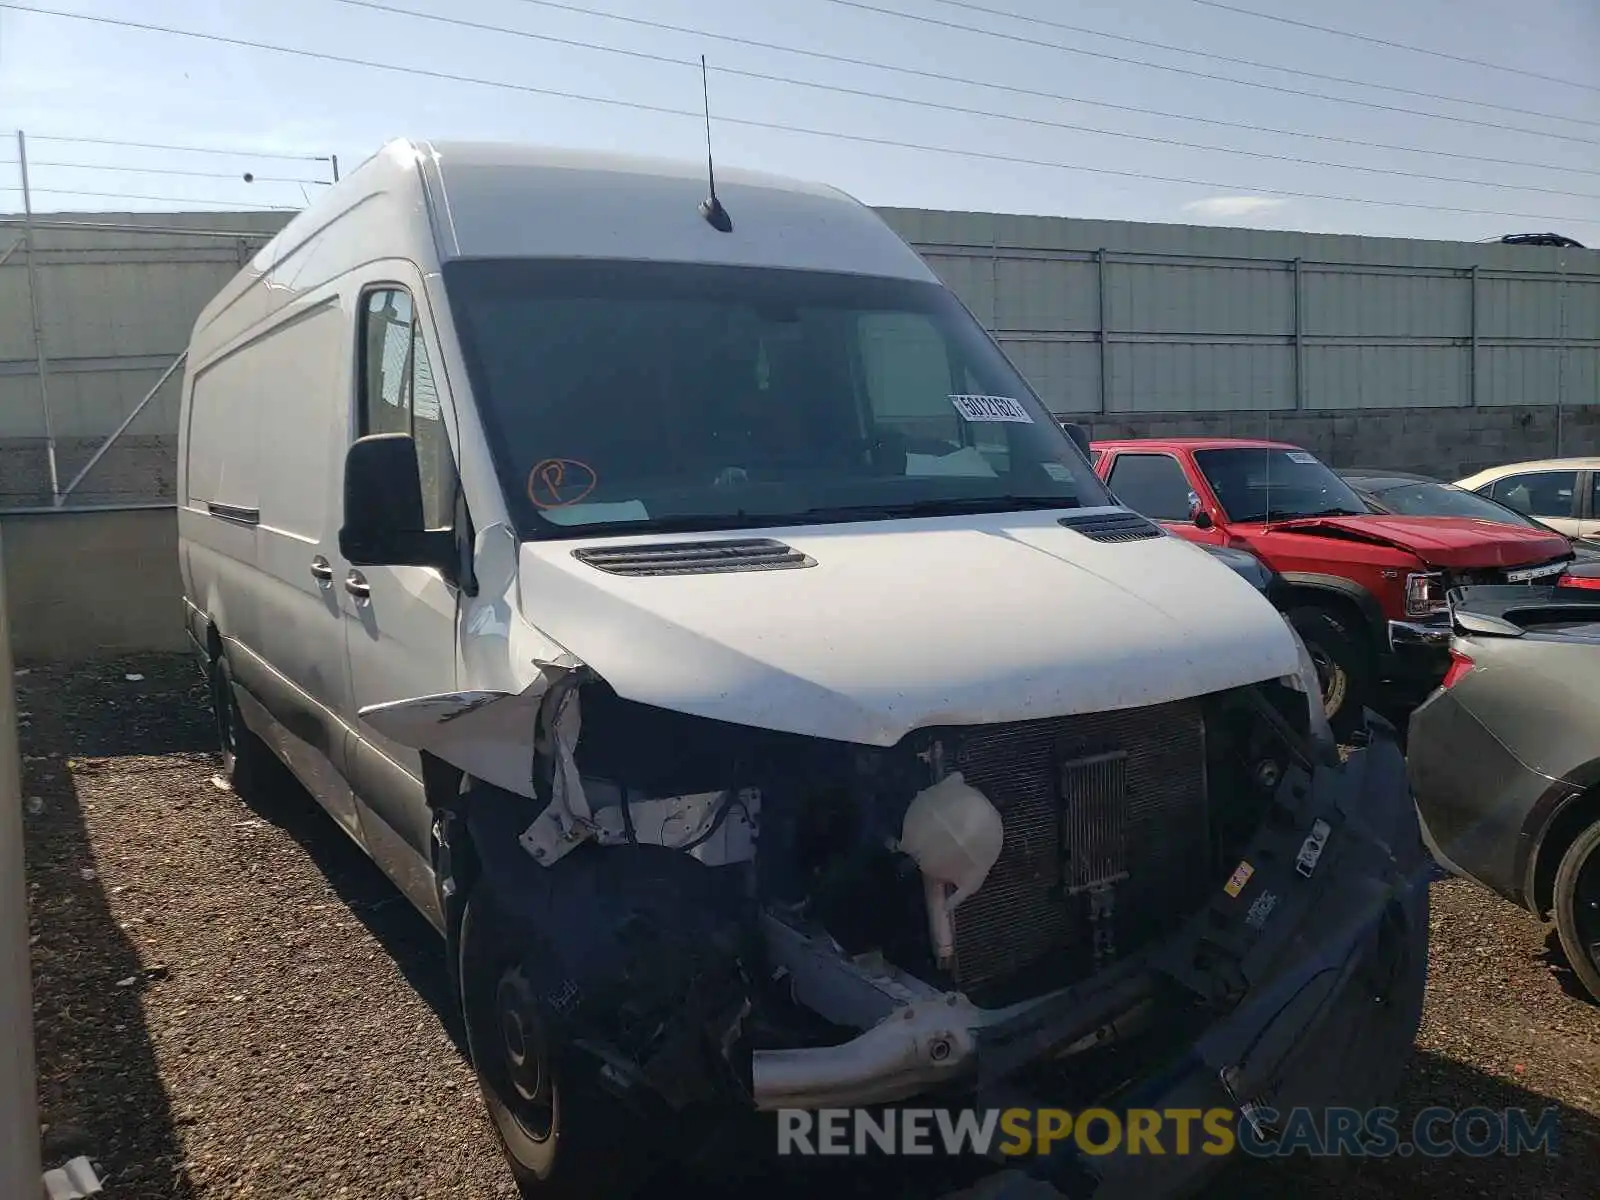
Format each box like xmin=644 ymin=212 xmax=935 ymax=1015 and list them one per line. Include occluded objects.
xmin=950 ymin=394 xmax=1034 ymax=423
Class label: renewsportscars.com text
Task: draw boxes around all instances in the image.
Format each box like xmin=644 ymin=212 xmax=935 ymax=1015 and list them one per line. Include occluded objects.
xmin=776 ymin=1106 xmax=1562 ymax=1159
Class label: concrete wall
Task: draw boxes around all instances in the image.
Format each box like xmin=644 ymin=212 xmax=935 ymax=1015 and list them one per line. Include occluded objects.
xmin=0 ymin=510 xmax=184 ymax=661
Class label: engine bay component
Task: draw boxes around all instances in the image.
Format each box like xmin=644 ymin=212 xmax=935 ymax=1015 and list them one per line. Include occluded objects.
xmin=895 ymin=772 xmax=1005 ymax=969
xmin=751 ymin=993 xmax=982 ymax=1111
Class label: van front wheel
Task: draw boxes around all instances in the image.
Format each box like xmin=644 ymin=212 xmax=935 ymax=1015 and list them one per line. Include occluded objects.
xmin=458 ymin=889 xmax=653 ymax=1199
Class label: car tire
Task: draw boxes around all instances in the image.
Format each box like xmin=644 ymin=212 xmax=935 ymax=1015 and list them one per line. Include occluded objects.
xmin=1552 ymin=819 xmax=1600 ymax=1003
xmin=458 ymin=887 xmax=654 ymax=1199
xmin=210 ymin=652 xmax=270 ymax=801
xmin=1288 ymin=605 xmax=1371 ymax=740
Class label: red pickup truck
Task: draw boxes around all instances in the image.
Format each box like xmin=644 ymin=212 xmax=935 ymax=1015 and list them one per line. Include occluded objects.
xmin=1090 ymin=437 xmax=1575 ymax=731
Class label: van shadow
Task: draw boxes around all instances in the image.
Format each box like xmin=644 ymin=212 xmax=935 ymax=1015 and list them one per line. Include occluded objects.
xmin=18 ymin=655 xmax=199 ymax=1195
xmin=232 ymin=752 xmax=470 ymax=1058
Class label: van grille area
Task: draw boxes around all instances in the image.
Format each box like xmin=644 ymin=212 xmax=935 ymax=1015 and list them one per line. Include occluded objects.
xmin=573 ymin=538 xmax=816 ymax=576
xmin=947 ymin=700 xmax=1209 ymax=997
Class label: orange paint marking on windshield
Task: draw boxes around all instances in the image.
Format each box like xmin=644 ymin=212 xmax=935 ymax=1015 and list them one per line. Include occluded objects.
xmin=526 ymin=458 xmax=598 ymax=509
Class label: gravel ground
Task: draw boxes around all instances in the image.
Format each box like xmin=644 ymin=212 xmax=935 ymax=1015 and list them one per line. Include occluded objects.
xmin=17 ymin=653 xmax=1600 ymax=1199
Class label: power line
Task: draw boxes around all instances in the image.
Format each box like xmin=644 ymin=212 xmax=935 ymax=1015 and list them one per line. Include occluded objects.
xmin=3 ymin=3 xmax=1594 ymax=225
xmin=0 ymin=159 xmax=331 ymax=185
xmin=338 ymin=0 xmax=1600 ymax=203
xmin=1188 ymin=0 xmax=1600 ymax=94
xmin=501 ymin=0 xmax=1600 ymax=178
xmin=815 ymin=0 xmax=1600 ymax=142
xmin=0 ymin=186 xmax=295 ymax=210
xmin=919 ymin=0 xmax=1600 ymax=121
xmin=25 ymin=133 xmax=333 ymax=163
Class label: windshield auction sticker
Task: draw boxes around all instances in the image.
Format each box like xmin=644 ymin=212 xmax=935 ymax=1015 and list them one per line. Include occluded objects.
xmin=950 ymin=394 xmax=1034 ymax=423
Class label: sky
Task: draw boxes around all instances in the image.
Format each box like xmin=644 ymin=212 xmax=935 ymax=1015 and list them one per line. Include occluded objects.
xmin=0 ymin=0 xmax=1596 ymax=244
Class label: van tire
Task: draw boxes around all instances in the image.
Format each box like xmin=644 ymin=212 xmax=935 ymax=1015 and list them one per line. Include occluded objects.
xmin=210 ymin=652 xmax=270 ymax=801
xmin=458 ymin=888 xmax=653 ymax=1200
xmin=1288 ymin=605 xmax=1370 ymax=740
xmin=1552 ymin=819 xmax=1600 ymax=1003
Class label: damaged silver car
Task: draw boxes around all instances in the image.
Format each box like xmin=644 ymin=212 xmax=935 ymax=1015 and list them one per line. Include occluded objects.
xmin=177 ymin=139 xmax=1430 ymax=1198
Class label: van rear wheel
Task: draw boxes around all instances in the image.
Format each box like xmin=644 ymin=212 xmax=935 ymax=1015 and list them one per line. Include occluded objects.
xmin=210 ymin=653 xmax=268 ymax=800
xmin=458 ymin=888 xmax=654 ymax=1199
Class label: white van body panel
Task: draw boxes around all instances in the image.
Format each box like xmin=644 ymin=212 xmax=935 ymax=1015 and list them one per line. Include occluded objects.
xmin=512 ymin=513 xmax=1296 ymax=747
xmin=428 ymin=143 xmax=940 ymax=280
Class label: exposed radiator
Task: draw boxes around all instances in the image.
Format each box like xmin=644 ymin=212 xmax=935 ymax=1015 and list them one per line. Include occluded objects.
xmin=948 ymin=699 xmax=1210 ymax=993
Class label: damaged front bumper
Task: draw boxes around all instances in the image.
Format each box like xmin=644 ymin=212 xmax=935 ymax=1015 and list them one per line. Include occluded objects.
xmin=368 ymin=660 xmax=1426 ymax=1200
xmin=931 ymin=717 xmax=1431 ymax=1199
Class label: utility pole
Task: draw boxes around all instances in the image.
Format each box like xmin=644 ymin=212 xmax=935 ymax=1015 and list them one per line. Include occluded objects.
xmin=0 ymin=527 xmax=43 ymax=1196
xmin=330 ymin=154 xmax=340 ymax=183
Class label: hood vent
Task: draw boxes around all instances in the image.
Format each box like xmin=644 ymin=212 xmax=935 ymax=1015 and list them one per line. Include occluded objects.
xmin=1059 ymin=510 xmax=1165 ymax=543
xmin=573 ymin=538 xmax=816 ymax=576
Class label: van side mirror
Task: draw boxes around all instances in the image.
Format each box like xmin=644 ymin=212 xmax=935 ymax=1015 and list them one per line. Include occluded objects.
xmin=1061 ymin=422 xmax=1091 ymax=459
xmin=1188 ymin=493 xmax=1214 ymax=530
xmin=339 ymin=433 xmax=455 ymax=570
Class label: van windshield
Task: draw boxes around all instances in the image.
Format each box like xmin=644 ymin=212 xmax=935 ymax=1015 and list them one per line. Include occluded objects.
xmin=442 ymin=258 xmax=1111 ymax=538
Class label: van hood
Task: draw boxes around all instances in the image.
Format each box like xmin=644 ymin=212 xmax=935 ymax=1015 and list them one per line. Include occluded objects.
xmin=1259 ymin=513 xmax=1571 ymax=569
xmin=511 ymin=510 xmax=1300 ymax=746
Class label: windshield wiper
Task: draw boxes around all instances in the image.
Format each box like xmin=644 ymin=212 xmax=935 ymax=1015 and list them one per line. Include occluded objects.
xmin=802 ymin=495 xmax=1081 ymax=520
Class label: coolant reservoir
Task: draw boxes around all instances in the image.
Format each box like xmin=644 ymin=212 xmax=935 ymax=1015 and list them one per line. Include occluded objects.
xmin=897 ymin=772 xmax=1005 ymax=910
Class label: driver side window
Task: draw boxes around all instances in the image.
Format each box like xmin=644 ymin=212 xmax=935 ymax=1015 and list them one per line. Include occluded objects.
xmin=1106 ymin=453 xmax=1195 ymax=522
xmin=359 ymin=287 xmax=458 ymax=532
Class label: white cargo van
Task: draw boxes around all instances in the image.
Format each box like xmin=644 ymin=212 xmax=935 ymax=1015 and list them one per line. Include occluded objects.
xmin=179 ymin=139 xmax=1428 ymax=1198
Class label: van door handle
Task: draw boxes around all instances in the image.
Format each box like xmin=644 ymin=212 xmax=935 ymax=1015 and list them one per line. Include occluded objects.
xmin=345 ymin=570 xmax=371 ymax=601
xmin=310 ymin=556 xmax=333 ymax=583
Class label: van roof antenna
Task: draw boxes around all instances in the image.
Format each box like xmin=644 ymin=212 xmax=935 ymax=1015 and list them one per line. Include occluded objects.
xmin=698 ymin=55 xmax=733 ymax=233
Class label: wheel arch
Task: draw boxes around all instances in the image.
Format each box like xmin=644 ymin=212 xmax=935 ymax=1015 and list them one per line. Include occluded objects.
xmin=1527 ymin=774 xmax=1600 ymax=920
xmin=1275 ymin=573 xmax=1386 ymax=650
xmin=422 ymin=755 xmax=477 ymax=990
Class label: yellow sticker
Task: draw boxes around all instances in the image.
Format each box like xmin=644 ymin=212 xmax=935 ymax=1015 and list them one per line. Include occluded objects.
xmin=1224 ymin=861 xmax=1255 ymax=897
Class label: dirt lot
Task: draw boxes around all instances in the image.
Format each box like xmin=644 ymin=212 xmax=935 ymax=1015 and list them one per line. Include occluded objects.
xmin=17 ymin=654 xmax=1600 ymax=1199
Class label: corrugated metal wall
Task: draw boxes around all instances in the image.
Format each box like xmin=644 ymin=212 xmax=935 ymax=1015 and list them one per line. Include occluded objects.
xmin=0 ymin=214 xmax=285 ymax=442
xmin=0 ymin=212 xmax=285 ymax=507
xmin=878 ymin=208 xmax=1600 ymax=417
xmin=1 ymin=204 xmax=1596 ymax=507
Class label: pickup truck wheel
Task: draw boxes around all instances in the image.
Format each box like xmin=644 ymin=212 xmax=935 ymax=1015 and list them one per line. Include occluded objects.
xmin=1288 ymin=606 xmax=1370 ymax=740
xmin=459 ymin=888 xmax=654 ymax=1199
xmin=1552 ymin=819 xmax=1600 ymax=1003
xmin=210 ymin=653 xmax=269 ymax=801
